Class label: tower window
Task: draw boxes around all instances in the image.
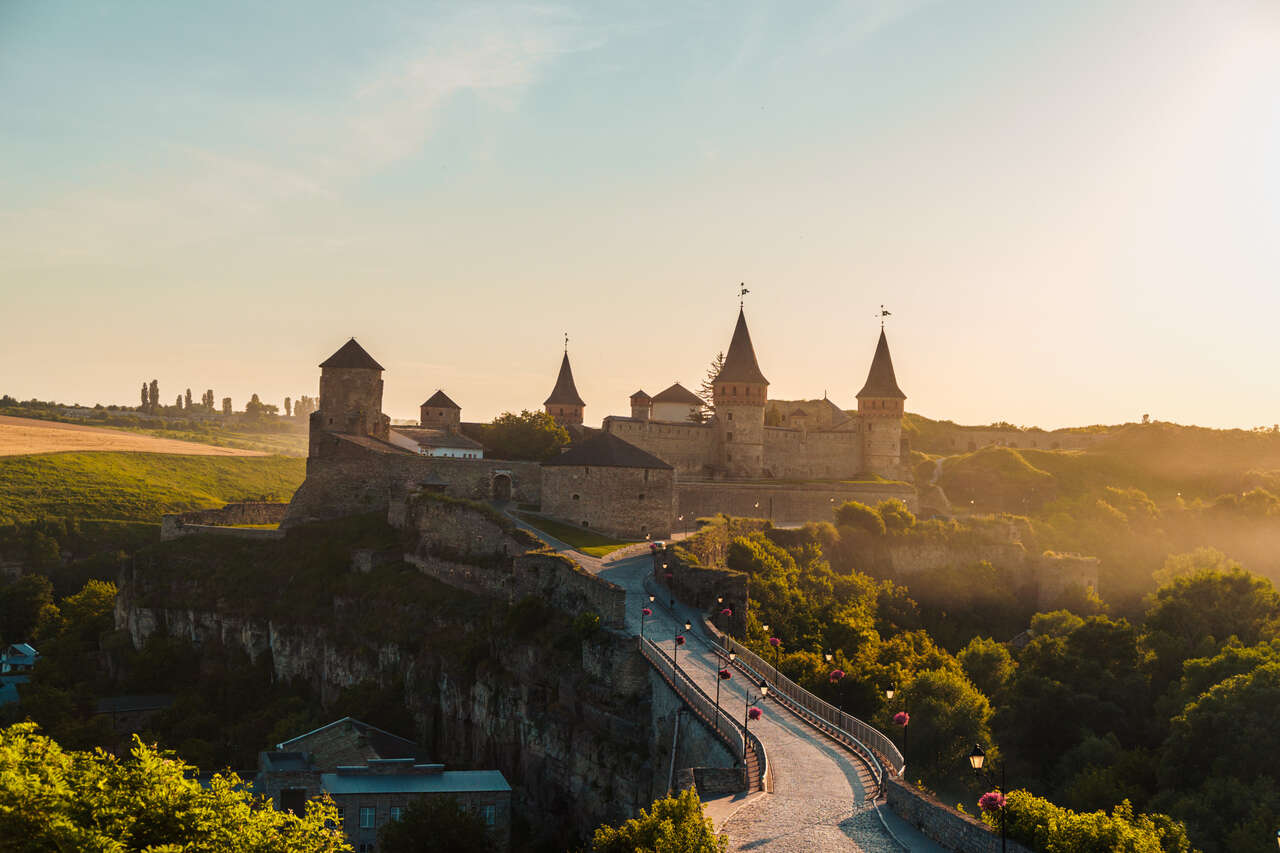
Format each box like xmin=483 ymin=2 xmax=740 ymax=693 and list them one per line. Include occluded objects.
xmin=727 ymin=432 xmax=733 ymax=442
xmin=572 ymin=494 xmax=580 ymax=501
xmin=638 ymin=493 xmax=645 ymax=501
xmin=728 ymin=412 xmax=733 ymax=421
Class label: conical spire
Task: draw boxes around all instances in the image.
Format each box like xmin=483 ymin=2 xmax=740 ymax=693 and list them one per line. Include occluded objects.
xmin=544 ymin=351 xmax=586 ymax=407
xmin=714 ymin=309 xmax=769 ymax=385
xmin=856 ymin=329 xmax=906 ymax=399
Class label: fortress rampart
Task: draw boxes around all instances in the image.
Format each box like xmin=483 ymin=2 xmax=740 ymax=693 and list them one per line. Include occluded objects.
xmin=602 ymin=418 xmax=714 ymax=476
xmin=676 ymin=480 xmax=917 ymax=527
xmin=160 ymin=502 xmax=289 ymax=541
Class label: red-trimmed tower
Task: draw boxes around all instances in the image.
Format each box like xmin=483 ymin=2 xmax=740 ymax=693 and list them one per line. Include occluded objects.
xmin=713 ymin=309 xmax=769 ymax=477
xmin=856 ymin=328 xmax=907 ymax=476
xmin=544 ymin=351 xmax=586 ymax=427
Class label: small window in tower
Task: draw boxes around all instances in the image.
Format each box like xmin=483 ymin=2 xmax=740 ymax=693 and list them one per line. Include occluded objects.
xmin=727 ymin=412 xmax=733 ymax=421
xmin=582 ymin=520 xmax=589 ymax=527
xmin=732 ymin=386 xmax=737 ymax=396
xmin=727 ymin=432 xmax=733 ymax=442
xmin=638 ymin=493 xmax=645 ymax=501
xmin=572 ymin=494 xmax=580 ymax=501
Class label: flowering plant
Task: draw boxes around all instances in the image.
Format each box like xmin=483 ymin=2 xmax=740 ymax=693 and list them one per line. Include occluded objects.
xmin=978 ymin=791 xmax=1006 ymax=812
xmin=664 ymin=573 xmax=673 ymax=580
xmin=747 ymin=707 xmax=763 ymax=721
xmin=641 ymin=608 xmax=652 ymax=616
xmin=675 ymin=636 xmax=685 ymax=646
xmin=829 ymin=669 xmax=845 ymax=682
xmin=719 ymin=668 xmax=732 ymax=680
xmin=892 ymin=711 xmax=910 ymax=727
xmin=769 ymin=637 xmax=781 ymax=647
xmin=720 ymin=608 xmax=733 ymax=617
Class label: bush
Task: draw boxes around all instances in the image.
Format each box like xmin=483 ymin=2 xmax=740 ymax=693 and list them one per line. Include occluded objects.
xmin=591 ymin=788 xmax=726 ymax=853
xmin=834 ymin=501 xmax=885 ymax=536
xmin=993 ymin=790 xmax=1191 ymax=853
xmin=877 ymin=499 xmax=916 ymax=533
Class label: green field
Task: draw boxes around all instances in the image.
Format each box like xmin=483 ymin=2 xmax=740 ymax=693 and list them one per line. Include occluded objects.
xmin=512 ymin=511 xmax=632 ymax=557
xmin=0 ymin=452 xmax=306 ymax=522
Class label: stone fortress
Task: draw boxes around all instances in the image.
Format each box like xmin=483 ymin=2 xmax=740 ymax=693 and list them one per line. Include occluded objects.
xmin=282 ymin=306 xmax=917 ymax=538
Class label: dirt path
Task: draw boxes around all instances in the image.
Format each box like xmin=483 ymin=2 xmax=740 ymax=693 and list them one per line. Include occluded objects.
xmin=0 ymin=415 xmax=267 ymax=457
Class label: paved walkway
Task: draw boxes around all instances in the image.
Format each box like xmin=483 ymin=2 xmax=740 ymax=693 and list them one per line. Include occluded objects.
xmin=506 ymin=514 xmax=946 ymax=853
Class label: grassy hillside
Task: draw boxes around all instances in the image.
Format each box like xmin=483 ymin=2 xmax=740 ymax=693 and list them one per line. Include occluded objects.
xmin=0 ymin=452 xmax=306 ymax=522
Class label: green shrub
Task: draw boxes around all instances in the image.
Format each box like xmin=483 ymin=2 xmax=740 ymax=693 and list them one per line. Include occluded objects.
xmin=834 ymin=501 xmax=885 ymax=536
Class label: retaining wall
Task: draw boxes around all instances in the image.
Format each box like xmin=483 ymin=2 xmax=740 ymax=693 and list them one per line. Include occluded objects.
xmin=677 ymin=480 xmax=917 ymax=527
xmin=160 ymin=502 xmax=288 ymax=540
xmin=885 ymin=775 xmax=1033 ymax=853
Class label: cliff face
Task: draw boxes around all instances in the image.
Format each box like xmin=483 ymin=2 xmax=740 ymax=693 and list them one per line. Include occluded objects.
xmin=114 ymin=562 xmax=664 ymax=847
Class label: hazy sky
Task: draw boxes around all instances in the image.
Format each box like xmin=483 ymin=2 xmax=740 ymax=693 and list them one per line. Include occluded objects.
xmin=2 ymin=0 xmax=1276 ymax=429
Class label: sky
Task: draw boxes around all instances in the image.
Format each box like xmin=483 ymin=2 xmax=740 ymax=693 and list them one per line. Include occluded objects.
xmin=2 ymin=0 xmax=1277 ymax=429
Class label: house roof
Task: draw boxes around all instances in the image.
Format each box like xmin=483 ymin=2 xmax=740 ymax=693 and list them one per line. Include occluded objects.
xmin=6 ymin=644 xmax=37 ymax=658
xmin=319 ymin=338 xmax=384 ymax=371
xmin=629 ymin=389 xmax=651 ymax=401
xmin=544 ymin=352 xmax=586 ymax=407
xmin=277 ymin=717 xmax=422 ymax=760
xmin=422 ymin=390 xmax=460 ymax=409
xmin=856 ymin=329 xmax=907 ymax=399
xmin=393 ymin=428 xmax=484 ymax=450
xmin=260 ymin=751 xmax=312 ymax=773
xmin=714 ymin=309 xmax=769 ymax=385
xmin=543 ymin=431 xmax=672 ymax=470
xmin=321 ymin=769 xmax=510 ymax=796
xmin=92 ymin=694 xmax=174 ymax=715
xmin=652 ymin=382 xmax=703 ymax=406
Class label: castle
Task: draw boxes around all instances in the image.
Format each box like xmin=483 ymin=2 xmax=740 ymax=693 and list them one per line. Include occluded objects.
xmin=285 ymin=306 xmax=915 ymax=537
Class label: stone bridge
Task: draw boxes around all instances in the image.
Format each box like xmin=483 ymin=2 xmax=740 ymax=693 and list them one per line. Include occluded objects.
xmin=505 ymin=516 xmax=958 ymax=853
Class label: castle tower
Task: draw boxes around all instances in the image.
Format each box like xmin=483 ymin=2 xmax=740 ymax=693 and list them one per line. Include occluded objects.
xmin=629 ymin=390 xmax=651 ymax=422
xmin=712 ymin=309 xmax=768 ymax=477
xmin=544 ymin=351 xmax=586 ymax=426
xmin=311 ymin=338 xmax=391 ymax=456
xmin=856 ymin=328 xmax=906 ymax=476
xmin=420 ymin=390 xmax=461 ymax=431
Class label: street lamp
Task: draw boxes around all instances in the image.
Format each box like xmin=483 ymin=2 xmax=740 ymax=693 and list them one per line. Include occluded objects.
xmin=768 ymin=636 xmax=782 ymax=683
xmin=641 ymin=606 xmax=652 ymax=642
xmin=969 ymin=744 xmax=1006 ymax=853
xmin=715 ymin=666 xmax=732 ymax=729
xmin=885 ymin=683 xmax=895 ymax=701
xmin=745 ymin=680 xmax=769 ymax=731
xmin=674 ymin=622 xmax=690 ymax=668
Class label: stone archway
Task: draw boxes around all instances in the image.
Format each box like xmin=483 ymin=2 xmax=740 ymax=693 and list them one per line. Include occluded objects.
xmin=492 ymin=473 xmax=513 ymax=503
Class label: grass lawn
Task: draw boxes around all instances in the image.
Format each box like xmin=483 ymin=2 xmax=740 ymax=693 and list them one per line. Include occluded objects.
xmin=512 ymin=511 xmax=632 ymax=557
xmin=0 ymin=452 xmax=305 ymax=522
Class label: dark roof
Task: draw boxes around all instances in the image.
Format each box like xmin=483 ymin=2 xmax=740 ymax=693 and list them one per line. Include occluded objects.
xmin=652 ymin=382 xmax=703 ymax=406
xmin=543 ymin=431 xmax=672 ymax=470
xmin=321 ymin=769 xmax=510 ymax=795
xmin=856 ymin=329 xmax=906 ymax=399
xmin=629 ymin=389 xmax=651 ymax=401
xmin=320 ymin=338 xmax=384 ymax=371
xmin=544 ymin=352 xmax=586 ymax=407
xmin=277 ymin=717 xmax=422 ymax=760
xmin=714 ymin=309 xmax=769 ymax=385
xmin=422 ymin=390 xmax=460 ymax=409
xmin=393 ymin=428 xmax=484 ymax=450
xmin=92 ymin=694 xmax=174 ymax=715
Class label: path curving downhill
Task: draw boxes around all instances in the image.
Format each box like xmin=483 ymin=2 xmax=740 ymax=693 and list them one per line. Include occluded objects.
xmin=505 ymin=513 xmax=946 ymax=852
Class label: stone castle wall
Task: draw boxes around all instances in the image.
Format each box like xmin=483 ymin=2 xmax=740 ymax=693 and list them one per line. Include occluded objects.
xmin=762 ymin=426 xmax=863 ymax=479
xmin=283 ymin=454 xmax=542 ymax=527
xmin=927 ymin=426 xmax=1107 ymax=454
xmin=541 ymin=465 xmax=675 ymax=539
xmin=602 ymin=418 xmax=715 ymax=476
xmin=677 ymin=481 xmax=918 ymax=527
xmin=160 ymin=502 xmax=289 ymax=541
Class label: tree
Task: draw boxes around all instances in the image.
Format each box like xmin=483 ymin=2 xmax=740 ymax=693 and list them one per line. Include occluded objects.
xmin=993 ymin=791 xmax=1191 ymax=853
xmin=204 ymin=389 xmax=215 ymax=409
xmin=479 ymin=411 xmax=569 ymax=461
xmin=958 ymin=636 xmax=1015 ymax=702
xmin=377 ymin=796 xmax=494 ymax=853
xmin=591 ymin=788 xmax=727 ymax=853
xmin=894 ymin=667 xmax=993 ymax=780
xmin=139 ymin=382 xmax=148 ymax=411
xmin=222 ymin=397 xmax=232 ymax=416
xmin=1 ymin=574 xmax=54 ymax=642
xmin=148 ymin=379 xmax=158 ymax=413
xmin=834 ymin=501 xmax=885 ymax=536
xmin=184 ymin=388 xmax=193 ymax=409
xmin=876 ymin=499 xmax=916 ymax=533
xmin=175 ymin=394 xmax=183 ymax=409
xmin=0 ymin=723 xmax=349 ymax=851
xmin=285 ymin=397 xmax=292 ymax=417
xmin=697 ymin=351 xmax=726 ymax=416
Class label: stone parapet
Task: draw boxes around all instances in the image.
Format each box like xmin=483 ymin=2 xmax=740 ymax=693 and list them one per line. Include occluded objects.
xmin=884 ymin=775 xmax=1034 ymax=853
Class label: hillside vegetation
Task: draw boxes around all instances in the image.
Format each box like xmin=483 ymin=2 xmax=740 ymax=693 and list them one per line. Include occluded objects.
xmin=0 ymin=452 xmax=305 ymax=523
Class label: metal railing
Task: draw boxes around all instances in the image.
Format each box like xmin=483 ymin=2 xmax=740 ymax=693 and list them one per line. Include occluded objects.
xmin=639 ymin=637 xmax=770 ymax=793
xmin=717 ymin=635 xmax=904 ymax=788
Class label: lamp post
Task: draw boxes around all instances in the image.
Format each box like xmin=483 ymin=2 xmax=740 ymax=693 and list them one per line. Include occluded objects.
xmin=745 ymin=680 xmax=769 ymax=731
xmin=641 ymin=606 xmax=652 ymax=643
xmin=969 ymin=744 xmax=1006 ymax=853
xmin=674 ymin=621 xmax=690 ymax=668
xmin=715 ymin=666 xmax=732 ymax=730
xmin=678 ymin=514 xmax=688 ymax=537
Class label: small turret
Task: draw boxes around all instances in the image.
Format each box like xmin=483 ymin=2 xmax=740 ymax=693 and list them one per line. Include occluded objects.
xmin=856 ymin=328 xmax=906 ymax=476
xmin=629 ymin=390 xmax=651 ymax=422
xmin=713 ymin=309 xmax=768 ymax=477
xmin=544 ymin=351 xmax=586 ymax=426
xmin=311 ymin=338 xmax=390 ymax=457
xmin=420 ymin=390 xmax=461 ymax=431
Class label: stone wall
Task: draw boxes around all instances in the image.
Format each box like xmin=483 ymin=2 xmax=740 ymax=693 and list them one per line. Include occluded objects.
xmin=674 ymin=766 xmax=747 ymax=797
xmin=603 ymin=418 xmax=716 ymax=476
xmin=1037 ymin=552 xmax=1101 ymax=610
xmin=762 ymin=426 xmax=863 ymax=480
xmin=652 ymin=543 xmax=749 ymax=636
xmin=541 ymin=465 xmax=675 ymax=539
xmin=923 ymin=426 xmax=1107 ymax=455
xmin=161 ymin=502 xmax=289 ymax=540
xmin=885 ymin=775 xmax=1033 ymax=853
xmin=283 ymin=453 xmax=542 ymax=527
xmin=676 ymin=481 xmax=917 ymax=527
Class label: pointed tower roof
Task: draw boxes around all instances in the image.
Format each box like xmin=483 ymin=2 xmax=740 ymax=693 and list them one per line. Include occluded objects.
xmin=629 ymin=389 xmax=651 ymax=401
xmin=422 ymin=390 xmax=460 ymax=409
xmin=714 ymin=309 xmax=769 ymax=385
xmin=856 ymin=329 xmax=906 ymax=399
xmin=320 ymin=338 xmax=384 ymax=371
xmin=544 ymin=352 xmax=586 ymax=407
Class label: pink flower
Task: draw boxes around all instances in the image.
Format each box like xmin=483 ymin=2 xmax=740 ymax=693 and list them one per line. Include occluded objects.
xmin=676 ymin=636 xmax=686 ymax=646
xmin=893 ymin=711 xmax=910 ymax=727
xmin=748 ymin=707 xmax=763 ymax=721
xmin=720 ymin=608 xmax=733 ymax=617
xmin=829 ymin=669 xmax=845 ymax=682
xmin=769 ymin=636 xmax=781 ymax=647
xmin=641 ymin=608 xmax=652 ymax=616
xmin=978 ymin=791 xmax=1006 ymax=812
xmin=719 ymin=668 xmax=732 ymax=680
xmin=665 ymin=572 xmax=673 ymax=579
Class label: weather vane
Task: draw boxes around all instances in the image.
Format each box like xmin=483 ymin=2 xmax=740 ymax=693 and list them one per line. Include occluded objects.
xmin=879 ymin=304 xmax=892 ymax=328
xmin=739 ymin=282 xmax=750 ymax=310
xmin=564 ymin=332 xmax=569 ymax=353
